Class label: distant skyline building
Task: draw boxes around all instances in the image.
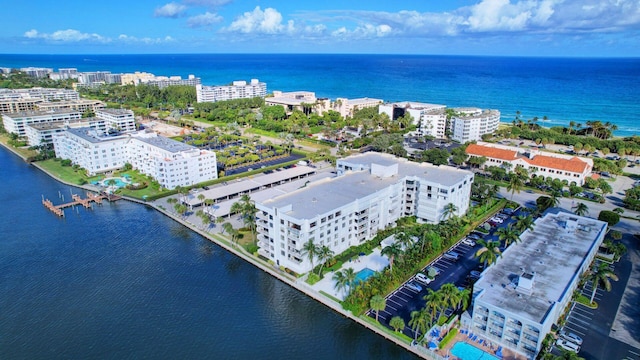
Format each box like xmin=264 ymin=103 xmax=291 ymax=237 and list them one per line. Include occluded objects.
xmin=121 ymin=72 xmax=201 ymax=89
xmin=467 ymin=211 xmax=607 ymax=359
xmin=196 ymin=79 xmax=267 ymax=103
xmin=255 ymin=153 xmax=473 ymax=273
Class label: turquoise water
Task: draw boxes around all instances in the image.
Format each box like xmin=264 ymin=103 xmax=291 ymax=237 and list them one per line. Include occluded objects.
xmin=451 ymin=341 xmax=500 ymax=360
xmin=0 ymin=54 xmax=638 ymax=136
xmin=102 ymin=177 xmax=128 ymax=188
xmin=355 ymin=268 xmax=376 ymax=284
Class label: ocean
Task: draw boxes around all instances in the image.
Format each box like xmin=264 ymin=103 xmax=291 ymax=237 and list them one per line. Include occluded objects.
xmin=0 ymin=148 xmax=417 ymax=359
xmin=1 ymin=54 xmax=639 ymax=136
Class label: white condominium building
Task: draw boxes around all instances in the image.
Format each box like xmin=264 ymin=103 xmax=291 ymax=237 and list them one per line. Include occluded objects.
xmin=36 ymin=99 xmax=105 ymax=114
xmin=53 ymin=129 xmax=217 ymax=189
xmin=95 ymin=108 xmax=136 ymax=132
xmin=196 ymin=79 xmax=267 ymax=103
xmin=255 ymin=153 xmax=473 ymax=273
xmin=25 ymin=118 xmax=108 ymax=147
xmin=20 ymin=67 xmax=53 ymax=78
xmin=264 ymin=90 xmax=330 ymax=115
xmin=333 ymin=97 xmax=383 ymax=118
xmin=451 ymin=107 xmax=500 ymax=143
xmin=468 ymin=212 xmax=607 ymax=359
xmin=466 ymin=142 xmax=594 ymax=186
xmin=2 ymin=110 xmax=82 ymax=136
xmin=379 ymin=102 xmax=447 ymax=138
xmin=0 ymin=87 xmax=80 ymax=102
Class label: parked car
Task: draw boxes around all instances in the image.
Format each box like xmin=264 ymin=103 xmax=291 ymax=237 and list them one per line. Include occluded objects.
xmin=462 ymin=238 xmax=476 ymax=246
xmin=468 ymin=233 xmax=482 ymax=240
xmin=559 ymin=331 xmax=583 ymax=346
xmin=406 ymin=281 xmax=423 ymax=292
xmin=556 ymin=338 xmax=580 ymax=353
xmin=443 ymin=251 xmax=461 ymax=261
xmin=415 ymin=273 xmax=433 ymax=285
xmin=470 ymin=270 xmax=482 ymax=278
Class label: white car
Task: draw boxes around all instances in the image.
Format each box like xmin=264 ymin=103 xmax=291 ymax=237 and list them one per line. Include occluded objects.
xmin=556 ymin=338 xmax=580 ymax=353
xmin=461 ymin=238 xmax=476 ymax=246
xmin=559 ymin=331 xmax=583 ymax=346
xmin=443 ymin=251 xmax=461 ymax=261
xmin=415 ymin=273 xmax=433 ymax=285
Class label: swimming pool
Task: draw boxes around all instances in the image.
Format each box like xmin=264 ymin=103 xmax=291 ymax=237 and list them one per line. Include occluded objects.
xmin=354 ymin=268 xmax=376 ymax=284
xmin=450 ymin=341 xmax=499 ymax=360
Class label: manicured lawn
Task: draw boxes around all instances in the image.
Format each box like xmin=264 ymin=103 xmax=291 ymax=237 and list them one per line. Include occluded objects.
xmin=0 ymin=135 xmax=39 ymax=159
xmin=36 ymin=159 xmax=96 ymax=185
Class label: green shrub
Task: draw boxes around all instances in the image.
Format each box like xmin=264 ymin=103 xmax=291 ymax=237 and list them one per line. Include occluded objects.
xmin=439 ymin=328 xmax=458 ymax=349
xmin=598 ymin=210 xmax=620 ymax=226
xmin=306 ymin=273 xmax=320 ymax=285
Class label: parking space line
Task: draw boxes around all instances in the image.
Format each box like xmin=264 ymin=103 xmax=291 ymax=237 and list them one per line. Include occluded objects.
xmin=571 ymin=308 xmax=593 ymax=318
xmin=387 ymin=298 xmax=404 ymax=307
xmin=566 ymin=319 xmax=589 ymax=329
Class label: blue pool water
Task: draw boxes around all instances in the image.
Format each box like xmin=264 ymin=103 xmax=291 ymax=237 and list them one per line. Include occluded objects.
xmin=355 ymin=268 xmax=376 ymax=284
xmin=451 ymin=342 xmax=499 ymax=360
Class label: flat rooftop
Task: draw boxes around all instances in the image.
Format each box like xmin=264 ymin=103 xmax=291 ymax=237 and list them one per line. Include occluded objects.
xmin=135 ymin=135 xmax=194 ymax=153
xmin=3 ymin=109 xmax=81 ymax=118
xmin=474 ymin=211 xmax=607 ymax=324
xmin=66 ymin=127 xmax=128 ymax=143
xmin=262 ymin=153 xmax=472 ymax=219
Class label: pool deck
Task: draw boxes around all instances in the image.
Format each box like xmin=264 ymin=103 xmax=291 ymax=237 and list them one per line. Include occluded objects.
xmin=435 ymin=331 xmax=526 ymax=360
xmin=311 ymin=247 xmax=390 ymax=300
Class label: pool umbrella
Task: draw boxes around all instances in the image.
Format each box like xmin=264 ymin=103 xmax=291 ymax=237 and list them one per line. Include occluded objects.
xmin=428 ymin=341 xmax=438 ymax=350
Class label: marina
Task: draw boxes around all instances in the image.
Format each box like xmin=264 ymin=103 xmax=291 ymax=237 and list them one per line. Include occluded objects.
xmin=41 ymin=191 xmax=121 ymax=216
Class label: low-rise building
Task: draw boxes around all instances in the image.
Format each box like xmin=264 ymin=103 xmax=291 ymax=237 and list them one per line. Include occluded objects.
xmin=255 ymin=153 xmax=473 ymax=273
xmin=25 ymin=118 xmax=108 ymax=146
xmin=53 ymin=129 xmax=217 ymax=189
xmin=264 ymin=91 xmax=329 ymax=115
xmin=333 ymin=97 xmax=383 ymax=118
xmin=379 ymin=102 xmax=447 ymax=138
xmin=468 ymin=212 xmax=607 ymax=359
xmin=95 ymin=108 xmax=136 ymax=133
xmin=2 ymin=110 xmax=82 ymax=137
xmin=466 ymin=142 xmax=594 ymax=185
xmin=36 ymin=99 xmax=105 ymax=114
xmin=196 ymin=79 xmax=267 ymax=103
xmin=451 ymin=107 xmax=500 ymax=143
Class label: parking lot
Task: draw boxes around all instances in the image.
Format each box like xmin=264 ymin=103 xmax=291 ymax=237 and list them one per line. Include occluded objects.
xmin=367 ymin=207 xmax=524 ymax=339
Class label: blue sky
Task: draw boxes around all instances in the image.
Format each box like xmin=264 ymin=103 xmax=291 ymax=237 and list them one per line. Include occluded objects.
xmin=2 ymin=0 xmax=639 ymax=56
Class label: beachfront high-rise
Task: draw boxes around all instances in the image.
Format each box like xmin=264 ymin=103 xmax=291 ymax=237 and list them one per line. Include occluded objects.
xmin=53 ymin=129 xmax=217 ymax=189
xmin=255 ymin=153 xmax=473 ymax=273
xmin=450 ymin=107 xmax=501 ymax=143
xmin=467 ymin=212 xmax=607 ymax=359
xmin=196 ymin=79 xmax=267 ymax=103
xmin=378 ymin=102 xmax=448 ymax=139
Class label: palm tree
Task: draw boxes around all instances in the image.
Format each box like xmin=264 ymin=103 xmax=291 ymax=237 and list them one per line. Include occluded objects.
xmin=512 ymin=214 xmax=535 ymax=233
xmin=381 ymin=242 xmax=404 ymax=271
xmin=332 ymin=270 xmax=349 ymax=298
xmin=475 ymin=240 xmax=502 ymax=268
xmin=221 ymin=221 xmax=234 ymax=235
xmin=507 ymin=172 xmax=525 ymax=201
xmin=495 ymin=224 xmax=521 ymax=247
xmin=395 ymin=232 xmax=414 ymax=250
xmin=441 ymin=203 xmax=458 ymax=222
xmin=573 ymin=202 xmax=589 ymax=216
xmin=316 ymin=245 xmax=335 ymax=276
xmin=166 ymin=197 xmax=178 ymax=213
xmin=231 ymin=194 xmax=257 ymax=243
xmin=343 ymin=267 xmax=357 ymax=295
xmin=389 ymin=316 xmax=405 ymax=333
xmin=587 ymin=262 xmax=619 ymax=304
xmin=409 ymin=309 xmax=429 ymax=340
xmin=423 ymin=289 xmax=445 ymax=326
xmin=301 ymin=239 xmax=320 ymax=272
xmin=370 ymin=295 xmax=387 ymax=323
xmin=439 ymin=283 xmax=460 ymax=311
xmin=457 ymin=288 xmax=471 ymax=312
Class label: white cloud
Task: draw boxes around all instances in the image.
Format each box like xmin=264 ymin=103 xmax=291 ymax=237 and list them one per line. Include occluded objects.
xmin=187 ymin=12 xmax=223 ymax=28
xmin=224 ymin=6 xmax=286 ymax=34
xmin=23 ymin=29 xmax=110 ymax=43
xmin=154 ymin=2 xmax=187 ymax=18
xmin=118 ymin=34 xmax=175 ymax=44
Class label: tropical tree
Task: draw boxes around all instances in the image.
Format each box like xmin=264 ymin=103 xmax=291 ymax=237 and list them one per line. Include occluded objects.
xmin=439 ymin=283 xmax=461 ymax=311
xmin=166 ymin=197 xmax=178 ymax=213
xmin=221 ymin=221 xmax=234 ymax=235
xmin=512 ymin=214 xmax=535 ymax=234
xmin=370 ymin=295 xmax=387 ymax=323
xmin=381 ymin=242 xmax=404 ymax=271
xmin=475 ymin=240 xmax=502 ymax=268
xmin=507 ymin=172 xmax=525 ymax=200
xmin=231 ymin=194 xmax=258 ymax=243
xmin=441 ymin=203 xmax=458 ymax=222
xmin=457 ymin=288 xmax=471 ymax=312
xmin=389 ymin=316 xmax=406 ymax=333
xmin=587 ymin=262 xmax=619 ymax=304
xmin=396 ymin=232 xmax=414 ymax=250
xmin=573 ymin=202 xmax=589 ymax=216
xmin=301 ymin=239 xmax=320 ymax=271
xmin=343 ymin=267 xmax=357 ymax=295
xmin=554 ymin=349 xmax=585 ymax=360
xmin=332 ymin=270 xmax=349 ymax=298
xmin=495 ymin=224 xmax=521 ymax=247
xmin=409 ymin=309 xmax=430 ymax=340
xmin=423 ymin=289 xmax=445 ymax=326
xmin=317 ymin=245 xmax=335 ymax=276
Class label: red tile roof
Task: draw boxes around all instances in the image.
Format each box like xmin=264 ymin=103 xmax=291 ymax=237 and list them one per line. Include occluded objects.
xmin=466 ymin=143 xmax=590 ymax=173
xmin=466 ymin=143 xmax=517 ymax=161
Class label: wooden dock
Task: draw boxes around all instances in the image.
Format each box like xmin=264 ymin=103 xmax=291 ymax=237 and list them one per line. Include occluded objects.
xmin=42 ymin=192 xmax=121 ymax=217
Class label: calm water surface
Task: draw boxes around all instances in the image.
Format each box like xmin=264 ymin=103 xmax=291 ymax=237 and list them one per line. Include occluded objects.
xmin=0 ymin=147 xmax=417 ymax=360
